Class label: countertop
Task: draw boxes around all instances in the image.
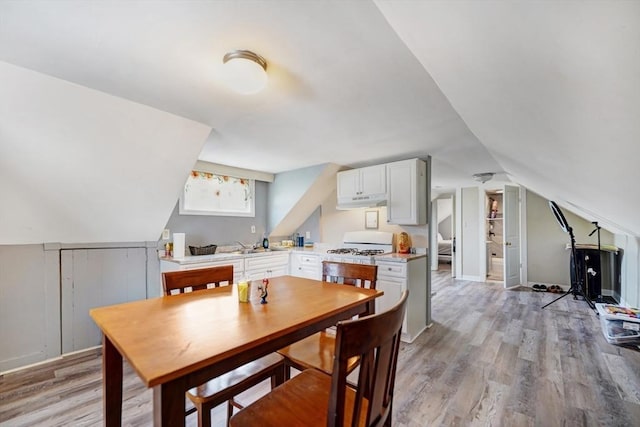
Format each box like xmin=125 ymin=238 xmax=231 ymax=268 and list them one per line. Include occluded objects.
xmin=374 ymin=253 xmax=427 ymax=263
xmin=160 ymin=248 xmax=291 ymax=265
xmin=160 ymin=247 xmax=427 ymax=265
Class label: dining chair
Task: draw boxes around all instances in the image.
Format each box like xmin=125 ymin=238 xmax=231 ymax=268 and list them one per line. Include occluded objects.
xmin=162 ymin=265 xmax=234 ymax=294
xmin=229 ymin=290 xmax=408 ymax=427
xmin=161 ymin=266 xmax=285 ymax=427
xmin=277 ymin=261 xmax=378 ymax=379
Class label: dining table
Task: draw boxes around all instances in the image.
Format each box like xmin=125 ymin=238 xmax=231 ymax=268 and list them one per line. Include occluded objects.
xmin=90 ymin=275 xmax=382 ymax=426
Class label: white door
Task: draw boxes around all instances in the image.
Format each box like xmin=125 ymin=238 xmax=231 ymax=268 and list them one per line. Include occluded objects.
xmin=503 ymin=185 xmax=521 ymax=288
xmin=450 ymin=194 xmax=456 ymax=278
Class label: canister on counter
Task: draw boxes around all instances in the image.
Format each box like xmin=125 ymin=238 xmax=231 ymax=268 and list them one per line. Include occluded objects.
xmin=398 ymin=232 xmax=410 ymax=254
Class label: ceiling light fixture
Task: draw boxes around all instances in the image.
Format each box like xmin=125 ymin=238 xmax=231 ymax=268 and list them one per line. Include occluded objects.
xmin=472 ymin=172 xmax=495 ymax=183
xmin=222 ymin=50 xmax=268 ymax=95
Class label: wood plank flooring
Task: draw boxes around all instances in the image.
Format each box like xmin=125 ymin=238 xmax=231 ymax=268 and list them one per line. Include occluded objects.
xmin=2 ymin=271 xmax=639 ymax=426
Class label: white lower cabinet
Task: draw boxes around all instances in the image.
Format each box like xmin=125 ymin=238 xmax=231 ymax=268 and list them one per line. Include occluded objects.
xmin=375 ymin=257 xmax=428 ymax=343
xmin=290 ymin=253 xmax=322 ymax=280
xmin=244 ymin=253 xmax=290 ymax=281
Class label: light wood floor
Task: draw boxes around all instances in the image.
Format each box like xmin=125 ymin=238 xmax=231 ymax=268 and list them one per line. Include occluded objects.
xmin=2 ymin=271 xmax=639 ymax=426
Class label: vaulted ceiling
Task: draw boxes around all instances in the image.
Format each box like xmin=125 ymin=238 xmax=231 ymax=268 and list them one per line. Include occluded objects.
xmin=0 ymin=1 xmax=638 ymax=242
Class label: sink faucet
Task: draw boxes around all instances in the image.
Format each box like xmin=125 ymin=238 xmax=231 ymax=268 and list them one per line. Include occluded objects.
xmin=235 ymin=241 xmax=250 ymax=249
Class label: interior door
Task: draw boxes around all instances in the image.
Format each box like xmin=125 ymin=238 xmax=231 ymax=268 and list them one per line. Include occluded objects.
xmin=503 ymin=185 xmax=521 ymax=288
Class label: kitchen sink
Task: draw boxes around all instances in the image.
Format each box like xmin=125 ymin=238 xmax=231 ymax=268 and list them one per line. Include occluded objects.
xmin=226 ymin=248 xmax=272 ymax=255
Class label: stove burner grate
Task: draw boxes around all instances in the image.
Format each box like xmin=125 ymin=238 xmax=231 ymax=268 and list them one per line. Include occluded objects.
xmin=326 ymin=248 xmax=386 ymax=256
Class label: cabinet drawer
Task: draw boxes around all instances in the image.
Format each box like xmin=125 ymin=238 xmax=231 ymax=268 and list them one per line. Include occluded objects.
xmin=296 ymin=254 xmax=319 ymax=266
xmin=376 ymin=262 xmax=407 ymax=279
xmin=245 ymin=254 xmax=289 ymax=270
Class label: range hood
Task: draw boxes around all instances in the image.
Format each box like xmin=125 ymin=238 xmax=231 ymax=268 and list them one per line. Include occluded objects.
xmin=336 ymin=194 xmax=387 ymax=210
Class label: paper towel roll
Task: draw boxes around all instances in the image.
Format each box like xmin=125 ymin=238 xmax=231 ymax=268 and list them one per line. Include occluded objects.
xmin=173 ymin=233 xmax=186 ymax=258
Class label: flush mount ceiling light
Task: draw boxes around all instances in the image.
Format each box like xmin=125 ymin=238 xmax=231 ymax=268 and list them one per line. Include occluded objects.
xmin=222 ymin=50 xmax=268 ymax=95
xmin=472 ymin=172 xmax=495 ymax=183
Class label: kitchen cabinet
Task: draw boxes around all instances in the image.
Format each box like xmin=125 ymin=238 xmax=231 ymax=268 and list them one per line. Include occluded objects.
xmin=244 ymin=252 xmax=290 ymax=281
xmin=386 ymin=158 xmax=427 ymax=225
xmin=376 ymin=255 xmax=428 ymax=343
xmin=290 ymin=252 xmax=322 ymax=280
xmin=337 ymin=164 xmax=386 ymax=207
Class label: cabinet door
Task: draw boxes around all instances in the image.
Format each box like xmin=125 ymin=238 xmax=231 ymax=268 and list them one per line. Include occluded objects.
xmin=61 ymin=248 xmax=147 ymax=353
xmin=269 ymin=265 xmax=289 ymax=278
xmin=376 ymin=280 xmax=404 ymax=314
xmin=245 ymin=254 xmax=289 ymax=280
xmin=387 ymin=159 xmax=426 ymax=225
xmin=290 ymin=254 xmax=321 ymax=280
xmin=360 ymin=164 xmax=386 ymax=196
xmin=337 ymin=169 xmax=360 ymax=201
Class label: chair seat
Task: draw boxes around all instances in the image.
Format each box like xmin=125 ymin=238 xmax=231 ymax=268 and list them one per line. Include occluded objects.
xmin=229 ymin=369 xmax=368 ymax=427
xmin=187 ymin=353 xmax=284 ymax=404
xmin=277 ymin=331 xmax=359 ymax=375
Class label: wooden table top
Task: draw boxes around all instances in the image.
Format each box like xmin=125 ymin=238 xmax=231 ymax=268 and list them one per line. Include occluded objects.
xmin=90 ymin=275 xmax=380 ymax=388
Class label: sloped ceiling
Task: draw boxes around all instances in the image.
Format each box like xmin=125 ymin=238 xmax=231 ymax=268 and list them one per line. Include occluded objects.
xmin=0 ymin=1 xmax=638 ymax=241
xmin=375 ymin=0 xmax=640 ymax=236
xmin=0 ymin=61 xmax=210 ymax=243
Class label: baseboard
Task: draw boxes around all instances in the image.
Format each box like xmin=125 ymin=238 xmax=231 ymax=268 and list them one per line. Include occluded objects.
xmin=527 ymin=281 xmax=565 ymax=291
xmin=0 ymin=346 xmax=101 ymax=376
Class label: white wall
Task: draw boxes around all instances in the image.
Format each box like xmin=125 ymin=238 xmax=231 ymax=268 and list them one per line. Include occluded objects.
xmin=0 ymin=61 xmax=210 ymax=244
xmin=458 ymin=187 xmax=482 ymax=280
xmin=436 ymin=197 xmax=453 ymax=240
xmin=526 ymin=190 xmax=614 ymax=286
xmin=320 ymin=189 xmax=428 ymax=249
xmin=615 ymin=234 xmax=640 ymax=308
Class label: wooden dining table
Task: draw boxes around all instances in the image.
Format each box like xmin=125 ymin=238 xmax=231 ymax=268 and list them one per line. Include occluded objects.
xmin=90 ymin=275 xmax=382 ymax=426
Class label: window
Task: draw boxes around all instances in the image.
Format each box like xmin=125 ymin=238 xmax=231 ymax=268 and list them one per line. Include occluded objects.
xmin=179 ymin=171 xmax=255 ymax=217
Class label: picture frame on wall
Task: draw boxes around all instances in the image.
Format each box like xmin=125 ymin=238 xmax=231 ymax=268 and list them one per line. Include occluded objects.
xmin=365 ymin=210 xmax=378 ymax=229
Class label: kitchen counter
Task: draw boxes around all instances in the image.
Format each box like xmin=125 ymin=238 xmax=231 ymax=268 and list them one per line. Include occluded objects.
xmin=375 ymin=252 xmax=427 ymax=263
xmin=160 ymin=248 xmax=291 ymax=265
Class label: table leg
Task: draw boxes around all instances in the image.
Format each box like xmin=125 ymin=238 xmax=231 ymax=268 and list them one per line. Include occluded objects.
xmin=103 ymin=335 xmax=123 ymax=427
xmin=365 ymin=299 xmax=376 ymax=316
xmin=153 ymin=377 xmax=187 ymax=427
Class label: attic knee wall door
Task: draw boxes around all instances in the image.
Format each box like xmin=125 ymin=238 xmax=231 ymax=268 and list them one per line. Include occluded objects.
xmin=61 ymin=248 xmax=147 ymax=353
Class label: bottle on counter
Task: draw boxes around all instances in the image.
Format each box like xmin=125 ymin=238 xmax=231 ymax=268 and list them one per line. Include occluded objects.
xmin=262 ymin=233 xmax=269 ymax=249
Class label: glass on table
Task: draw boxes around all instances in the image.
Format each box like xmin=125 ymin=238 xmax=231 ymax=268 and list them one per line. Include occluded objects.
xmin=237 ymin=278 xmax=251 ymax=303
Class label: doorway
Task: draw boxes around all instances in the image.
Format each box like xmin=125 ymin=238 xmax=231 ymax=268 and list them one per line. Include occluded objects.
xmin=436 ymin=196 xmax=454 ymax=276
xmin=485 ymin=191 xmax=503 ymax=282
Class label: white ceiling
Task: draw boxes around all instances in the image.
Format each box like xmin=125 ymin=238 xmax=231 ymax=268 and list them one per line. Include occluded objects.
xmin=0 ymin=1 xmax=638 ymax=236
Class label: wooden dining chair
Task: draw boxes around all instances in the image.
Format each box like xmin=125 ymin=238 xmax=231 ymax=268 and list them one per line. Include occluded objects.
xmin=161 ymin=266 xmax=285 ymax=427
xmin=162 ymin=265 xmax=234 ymax=295
xmin=230 ymin=290 xmax=408 ymax=427
xmin=277 ymin=261 xmax=378 ymax=379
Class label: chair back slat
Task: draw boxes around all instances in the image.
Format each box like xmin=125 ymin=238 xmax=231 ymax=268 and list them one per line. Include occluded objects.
xmin=328 ymin=291 xmax=408 ymax=427
xmin=162 ymin=265 xmax=234 ymax=296
xmin=322 ymin=261 xmax=377 ymax=290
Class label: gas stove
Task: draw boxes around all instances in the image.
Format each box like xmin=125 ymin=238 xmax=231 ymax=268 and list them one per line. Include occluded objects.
xmin=323 ymin=231 xmax=394 ymax=264
xmin=327 ymin=248 xmax=387 ymax=256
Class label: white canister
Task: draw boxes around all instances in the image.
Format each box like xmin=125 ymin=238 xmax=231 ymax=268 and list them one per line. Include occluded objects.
xmin=173 ymin=233 xmax=186 ymax=258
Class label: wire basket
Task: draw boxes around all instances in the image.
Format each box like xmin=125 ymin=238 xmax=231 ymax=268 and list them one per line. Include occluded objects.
xmin=189 ymin=244 xmax=217 ymax=256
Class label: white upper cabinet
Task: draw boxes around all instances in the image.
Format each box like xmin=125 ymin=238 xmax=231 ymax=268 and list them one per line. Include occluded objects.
xmin=336 ymin=164 xmax=387 ymax=208
xmin=386 ymin=158 xmax=427 ymax=225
